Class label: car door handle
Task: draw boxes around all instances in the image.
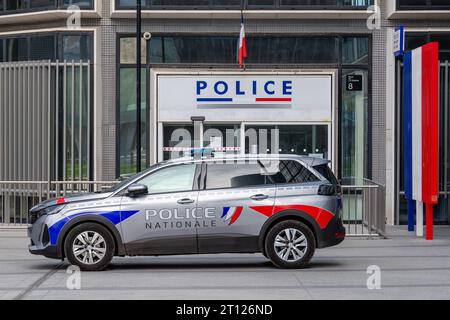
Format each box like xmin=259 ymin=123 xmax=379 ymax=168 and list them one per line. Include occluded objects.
xmin=250 ymin=194 xmax=269 ymax=201
xmin=177 ymin=198 xmax=195 ymax=205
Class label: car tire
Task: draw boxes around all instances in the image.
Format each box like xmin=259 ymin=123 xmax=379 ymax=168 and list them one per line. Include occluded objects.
xmin=64 ymin=223 xmax=115 ymax=271
xmin=265 ymin=220 xmax=315 ymax=269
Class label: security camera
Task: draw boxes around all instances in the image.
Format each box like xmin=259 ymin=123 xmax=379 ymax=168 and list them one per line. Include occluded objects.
xmin=143 ymin=32 xmax=152 ymax=41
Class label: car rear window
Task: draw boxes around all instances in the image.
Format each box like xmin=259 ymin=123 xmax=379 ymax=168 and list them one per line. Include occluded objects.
xmin=270 ymin=160 xmax=319 ymax=184
xmin=314 ymin=164 xmax=339 ymax=185
xmin=206 ymin=162 xmax=273 ymax=189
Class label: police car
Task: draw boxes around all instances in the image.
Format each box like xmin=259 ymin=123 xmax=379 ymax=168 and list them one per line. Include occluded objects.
xmin=28 ymin=153 xmax=345 ymax=271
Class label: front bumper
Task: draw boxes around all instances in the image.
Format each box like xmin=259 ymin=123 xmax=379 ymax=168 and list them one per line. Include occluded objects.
xmin=28 ymin=222 xmax=61 ymax=260
xmin=29 ymin=244 xmax=60 ymax=259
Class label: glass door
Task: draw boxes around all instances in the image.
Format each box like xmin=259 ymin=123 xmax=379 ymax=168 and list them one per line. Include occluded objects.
xmin=243 ymin=124 xmax=330 ymax=160
xmin=160 ymin=123 xmax=241 ymax=161
xmin=159 ymin=122 xmax=331 ymax=164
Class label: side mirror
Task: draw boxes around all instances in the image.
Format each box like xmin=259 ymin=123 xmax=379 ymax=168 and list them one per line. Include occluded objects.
xmin=126 ymin=184 xmax=148 ymax=197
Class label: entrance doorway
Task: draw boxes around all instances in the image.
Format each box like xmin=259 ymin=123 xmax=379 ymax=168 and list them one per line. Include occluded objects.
xmin=158 ymin=122 xmax=331 ymax=165
xmin=152 ymin=70 xmax=336 ymax=170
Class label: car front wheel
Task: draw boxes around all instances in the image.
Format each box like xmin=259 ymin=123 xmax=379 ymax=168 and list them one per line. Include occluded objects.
xmin=265 ymin=220 xmax=315 ymax=269
xmin=64 ymin=223 xmax=115 ymax=271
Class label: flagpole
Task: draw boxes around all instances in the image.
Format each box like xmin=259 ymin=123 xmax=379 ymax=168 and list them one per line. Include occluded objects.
xmin=136 ymin=0 xmax=142 ymax=172
xmin=241 ymin=0 xmax=244 ymax=68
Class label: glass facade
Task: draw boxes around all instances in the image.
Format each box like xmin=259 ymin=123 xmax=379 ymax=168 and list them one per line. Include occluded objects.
xmin=0 ymin=33 xmax=92 ymax=62
xmin=396 ymin=32 xmax=450 ymax=225
xmin=117 ymin=0 xmax=373 ymax=9
xmin=0 ymin=0 xmax=93 ymax=14
xmin=119 ymin=68 xmax=147 ymax=175
xmin=118 ymin=34 xmax=371 ymax=181
xmin=397 ymin=0 xmax=450 ymax=9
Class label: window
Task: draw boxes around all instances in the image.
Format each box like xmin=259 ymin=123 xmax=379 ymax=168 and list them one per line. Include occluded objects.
xmin=62 ymin=35 xmax=91 ymax=61
xmin=117 ymin=34 xmax=371 ymax=180
xmin=270 ymin=160 xmax=319 ymax=184
xmin=398 ymin=0 xmax=450 ymax=9
xmin=31 ymin=0 xmax=55 ymax=8
xmin=0 ymin=0 xmax=93 ymax=14
xmin=120 ymin=37 xmax=147 ymax=64
xmin=0 ymin=33 xmax=92 ymax=62
xmin=314 ymin=164 xmax=338 ymax=185
xmin=116 ymin=0 xmax=373 ymax=9
xmin=138 ymin=164 xmax=196 ymax=194
xmin=206 ymin=162 xmax=273 ymax=189
xmin=0 ymin=40 xmax=3 ymax=62
xmin=119 ymin=68 xmax=147 ymax=174
xmin=405 ymin=32 xmax=450 ymax=61
xmin=145 ymin=36 xmax=338 ymax=64
xmin=62 ymin=0 xmax=93 ymax=7
xmin=30 ymin=35 xmax=55 ymax=60
xmin=6 ymin=38 xmax=28 ymax=61
xmin=342 ymin=37 xmax=369 ymax=65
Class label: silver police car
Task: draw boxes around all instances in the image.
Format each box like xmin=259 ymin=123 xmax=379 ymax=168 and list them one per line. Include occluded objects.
xmin=28 ymin=154 xmax=345 ymax=271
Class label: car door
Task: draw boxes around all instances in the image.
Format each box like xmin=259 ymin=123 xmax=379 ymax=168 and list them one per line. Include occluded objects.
xmin=119 ymin=162 xmax=201 ymax=255
xmin=196 ymin=160 xmax=276 ymax=254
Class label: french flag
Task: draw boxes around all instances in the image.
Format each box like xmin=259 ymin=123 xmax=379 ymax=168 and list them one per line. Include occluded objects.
xmin=222 ymin=206 xmax=243 ymax=225
xmin=238 ymin=12 xmax=247 ymax=68
xmin=403 ymin=42 xmax=439 ymax=239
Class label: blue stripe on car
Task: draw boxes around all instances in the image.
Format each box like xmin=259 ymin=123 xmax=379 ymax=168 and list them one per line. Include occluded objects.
xmin=48 ymin=210 xmax=140 ymax=245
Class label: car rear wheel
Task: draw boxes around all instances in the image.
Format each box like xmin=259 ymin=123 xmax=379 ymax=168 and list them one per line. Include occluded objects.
xmin=265 ymin=220 xmax=315 ymax=269
xmin=64 ymin=223 xmax=114 ymax=271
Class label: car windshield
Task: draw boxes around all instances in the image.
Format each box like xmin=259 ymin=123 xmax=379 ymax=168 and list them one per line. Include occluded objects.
xmin=107 ymin=163 xmax=164 ymax=193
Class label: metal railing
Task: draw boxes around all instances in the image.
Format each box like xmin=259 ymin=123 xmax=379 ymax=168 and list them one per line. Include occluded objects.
xmin=0 ymin=181 xmax=116 ymax=225
xmin=1 ymin=180 xmax=386 ymax=237
xmin=341 ymin=179 xmax=385 ymax=238
xmin=0 ymin=60 xmax=92 ymax=183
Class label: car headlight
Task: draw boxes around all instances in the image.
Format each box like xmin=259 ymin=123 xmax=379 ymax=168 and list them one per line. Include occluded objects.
xmin=29 ymin=204 xmax=66 ymax=224
xmin=43 ymin=204 xmax=66 ymax=216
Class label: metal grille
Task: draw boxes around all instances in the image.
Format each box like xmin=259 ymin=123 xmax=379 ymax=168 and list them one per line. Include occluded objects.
xmin=0 ymin=60 xmax=92 ymax=183
xmin=0 ymin=181 xmax=116 ymax=225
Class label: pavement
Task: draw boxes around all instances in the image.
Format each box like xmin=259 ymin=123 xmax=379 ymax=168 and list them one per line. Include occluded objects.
xmin=0 ymin=226 xmax=449 ymax=300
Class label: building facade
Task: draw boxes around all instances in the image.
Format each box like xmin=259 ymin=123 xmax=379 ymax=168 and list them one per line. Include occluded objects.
xmin=0 ymin=0 xmax=450 ymax=226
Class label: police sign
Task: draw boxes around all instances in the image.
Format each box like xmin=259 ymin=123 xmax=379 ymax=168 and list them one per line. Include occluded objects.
xmin=157 ymin=73 xmax=333 ymax=122
xmin=196 ymin=79 xmax=293 ymax=104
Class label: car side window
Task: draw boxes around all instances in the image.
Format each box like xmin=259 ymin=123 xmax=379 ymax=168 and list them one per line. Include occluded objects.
xmin=268 ymin=160 xmax=319 ymax=184
xmin=205 ymin=162 xmax=273 ymax=190
xmin=137 ymin=164 xmax=197 ymax=194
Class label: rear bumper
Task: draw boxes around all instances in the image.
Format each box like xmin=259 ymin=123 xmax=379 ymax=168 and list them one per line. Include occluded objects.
xmin=317 ymin=216 xmax=346 ymax=248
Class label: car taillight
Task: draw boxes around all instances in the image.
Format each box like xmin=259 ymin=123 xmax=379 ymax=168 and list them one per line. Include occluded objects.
xmin=318 ymin=184 xmax=337 ymax=196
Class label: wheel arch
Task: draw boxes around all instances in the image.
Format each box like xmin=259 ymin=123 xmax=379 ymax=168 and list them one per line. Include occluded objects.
xmin=258 ymin=210 xmax=320 ymax=255
xmin=57 ymin=215 xmax=126 ymax=258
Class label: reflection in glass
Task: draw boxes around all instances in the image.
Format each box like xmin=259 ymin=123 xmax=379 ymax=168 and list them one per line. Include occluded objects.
xmin=341 ymin=69 xmax=368 ymax=184
xmin=245 ymin=125 xmax=328 ymax=159
xmin=119 ymin=68 xmax=147 ymax=175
